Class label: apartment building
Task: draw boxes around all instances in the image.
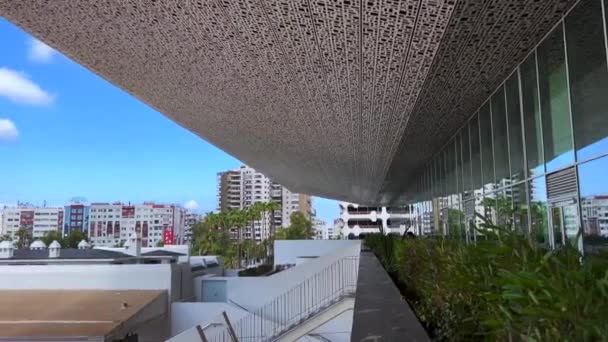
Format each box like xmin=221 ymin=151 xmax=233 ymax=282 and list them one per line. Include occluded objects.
xmin=281 ymin=188 xmax=312 ymax=227
xmin=88 ymin=202 xmax=186 ymax=247
xmin=217 ymin=165 xmax=312 ymax=241
xmin=63 ymin=203 xmax=90 ymax=235
xmin=183 ymin=211 xmax=202 ymax=242
xmin=0 ymin=206 xmax=64 ymax=238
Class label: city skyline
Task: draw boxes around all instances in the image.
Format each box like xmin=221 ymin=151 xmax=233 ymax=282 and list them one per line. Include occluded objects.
xmin=0 ymin=18 xmax=339 ymax=224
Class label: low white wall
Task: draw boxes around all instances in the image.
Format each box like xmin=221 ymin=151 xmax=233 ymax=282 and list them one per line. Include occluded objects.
xmin=274 ymin=240 xmax=358 ymax=266
xmin=229 ymin=240 xmax=360 ymax=310
xmin=170 ymin=302 xmax=249 ymax=336
xmin=0 ymin=263 xmax=192 ymax=302
xmin=182 ymin=241 xmax=361 ymax=341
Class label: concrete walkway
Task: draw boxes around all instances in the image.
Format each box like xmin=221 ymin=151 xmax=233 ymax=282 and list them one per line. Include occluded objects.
xmin=351 ymin=251 xmax=430 ymax=342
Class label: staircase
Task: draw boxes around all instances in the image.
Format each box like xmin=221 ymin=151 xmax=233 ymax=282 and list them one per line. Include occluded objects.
xmin=207 ymin=256 xmax=359 ymax=342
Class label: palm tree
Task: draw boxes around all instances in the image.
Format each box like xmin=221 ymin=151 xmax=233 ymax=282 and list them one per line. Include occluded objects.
xmin=265 ymin=201 xmax=280 ymax=261
xmin=241 ymin=239 xmax=253 ymax=266
xmin=15 ymin=228 xmax=31 ymax=249
xmin=193 ymin=212 xmax=219 ymax=255
xmin=228 ymin=209 xmax=248 ymax=268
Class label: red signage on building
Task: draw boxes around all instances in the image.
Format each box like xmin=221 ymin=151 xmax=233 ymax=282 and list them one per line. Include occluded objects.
xmin=163 ymin=228 xmax=174 ymax=245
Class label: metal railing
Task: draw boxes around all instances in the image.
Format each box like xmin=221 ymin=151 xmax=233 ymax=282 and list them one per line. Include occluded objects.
xmin=208 ymin=256 xmax=359 ymax=342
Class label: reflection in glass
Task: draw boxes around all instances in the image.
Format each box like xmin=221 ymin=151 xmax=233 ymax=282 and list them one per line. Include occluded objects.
xmin=446 ymin=141 xmax=455 ymax=207
xmin=491 ymin=86 xmax=510 ymax=187
xmin=551 ymin=207 xmax=564 ymax=249
xmin=440 ymin=150 xmax=449 ymax=236
xmin=521 ymin=52 xmax=544 ymax=177
xmin=479 ymin=102 xmax=494 ymax=192
xmin=473 ymin=195 xmax=485 ymax=241
xmin=494 ymin=189 xmax=510 ymax=227
xmin=578 ymin=156 xmax=608 ymax=254
xmin=566 ymin=0 xmax=608 ymax=161
xmin=470 ymin=114 xmax=482 ymax=191
xmin=506 ymin=72 xmax=525 ymax=182
xmin=537 ymin=24 xmax=574 ymax=172
xmin=512 ymin=181 xmax=529 ymax=233
xmin=432 ymin=157 xmax=441 ymax=235
xmin=463 ymin=199 xmax=475 ymax=243
xmin=462 ymin=124 xmax=473 ymax=201
xmin=562 ymin=204 xmax=580 ymax=247
xmin=529 ymin=176 xmax=549 ymax=246
xmin=455 ymin=134 xmax=463 ymax=204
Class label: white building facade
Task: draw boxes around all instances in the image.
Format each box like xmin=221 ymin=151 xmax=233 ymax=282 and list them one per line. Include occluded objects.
xmin=183 ymin=211 xmax=202 ymax=242
xmin=217 ymin=165 xmax=312 ymax=241
xmin=88 ymin=202 xmax=186 ymax=247
xmin=339 ymin=202 xmax=415 ymax=238
xmin=1 ymin=206 xmax=64 ymax=239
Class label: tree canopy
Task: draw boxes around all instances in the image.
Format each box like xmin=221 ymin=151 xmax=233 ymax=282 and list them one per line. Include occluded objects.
xmin=41 ymin=229 xmax=88 ymax=248
xmin=190 ymin=201 xmax=283 ymax=269
xmin=275 ymin=212 xmax=314 ymax=240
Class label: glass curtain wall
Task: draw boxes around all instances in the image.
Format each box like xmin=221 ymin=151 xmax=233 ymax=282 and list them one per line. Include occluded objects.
xmin=406 ymin=0 xmax=608 ymax=254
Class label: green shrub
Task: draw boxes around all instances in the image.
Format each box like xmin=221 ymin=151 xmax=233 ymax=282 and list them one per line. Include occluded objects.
xmin=238 ymin=264 xmax=273 ymax=277
xmin=366 ymin=231 xmax=608 ymax=341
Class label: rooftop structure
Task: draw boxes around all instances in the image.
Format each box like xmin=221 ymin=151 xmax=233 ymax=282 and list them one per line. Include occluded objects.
xmin=0 ymin=289 xmax=167 ymax=341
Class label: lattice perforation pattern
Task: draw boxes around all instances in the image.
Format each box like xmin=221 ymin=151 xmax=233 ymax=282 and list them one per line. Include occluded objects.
xmin=0 ymin=0 xmax=577 ymax=204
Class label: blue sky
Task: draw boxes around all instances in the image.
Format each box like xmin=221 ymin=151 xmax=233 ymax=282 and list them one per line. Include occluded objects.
xmin=0 ymin=18 xmax=339 ymax=224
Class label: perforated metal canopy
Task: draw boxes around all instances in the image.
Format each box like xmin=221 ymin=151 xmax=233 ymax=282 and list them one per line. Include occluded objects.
xmin=0 ymin=0 xmax=577 ymax=204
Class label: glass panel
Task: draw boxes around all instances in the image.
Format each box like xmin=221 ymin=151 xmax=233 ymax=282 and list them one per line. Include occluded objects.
xmin=455 ymin=135 xmax=463 ymax=203
xmin=446 ymin=141 xmax=455 ymax=207
xmin=579 ymin=156 xmax=608 ymax=254
xmin=529 ymin=176 xmax=549 ymax=246
xmin=551 ymin=207 xmax=565 ymax=249
xmin=482 ymin=192 xmax=498 ymax=228
xmin=473 ymin=194 xmax=484 ymax=242
xmin=425 ymin=200 xmax=434 ymax=235
xmin=438 ymin=152 xmax=445 ymax=198
xmin=495 ymin=189 xmax=510 ymax=227
xmin=537 ymin=24 xmax=575 ymax=172
xmin=462 ymin=124 xmax=473 ymax=200
xmin=506 ymin=71 xmax=525 ymax=182
xmin=563 ymin=204 xmax=580 ymax=247
xmin=491 ymin=86 xmax=510 ymax=189
xmin=566 ymin=0 xmax=608 ymax=161
xmin=470 ymin=114 xmax=482 ymax=190
xmin=512 ymin=181 xmax=529 ymax=233
xmin=479 ymin=102 xmax=495 ymax=192
xmin=463 ymin=199 xmax=475 ymax=243
xmin=521 ymin=52 xmax=545 ymax=177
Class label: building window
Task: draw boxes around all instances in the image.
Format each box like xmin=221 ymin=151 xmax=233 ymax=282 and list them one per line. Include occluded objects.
xmin=469 ymin=114 xmax=482 ymax=191
xmin=479 ymin=102 xmax=494 ymax=189
xmin=537 ymin=24 xmax=574 ymax=172
xmin=521 ymin=52 xmax=545 ymax=177
xmin=528 ymin=176 xmax=549 ymax=246
xmin=491 ymin=85 xmax=509 ymax=188
xmin=579 ymin=156 xmax=608 ymax=253
xmin=506 ymin=71 xmax=525 ymax=181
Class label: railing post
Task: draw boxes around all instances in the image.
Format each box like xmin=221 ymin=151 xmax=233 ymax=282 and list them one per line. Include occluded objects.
xmin=222 ymin=311 xmax=239 ymax=342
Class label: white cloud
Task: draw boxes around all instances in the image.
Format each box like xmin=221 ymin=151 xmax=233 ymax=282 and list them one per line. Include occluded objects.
xmin=0 ymin=119 xmax=18 ymax=142
xmin=0 ymin=68 xmax=54 ymax=105
xmin=184 ymin=200 xmax=199 ymax=210
xmin=28 ymin=39 xmax=55 ymax=63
